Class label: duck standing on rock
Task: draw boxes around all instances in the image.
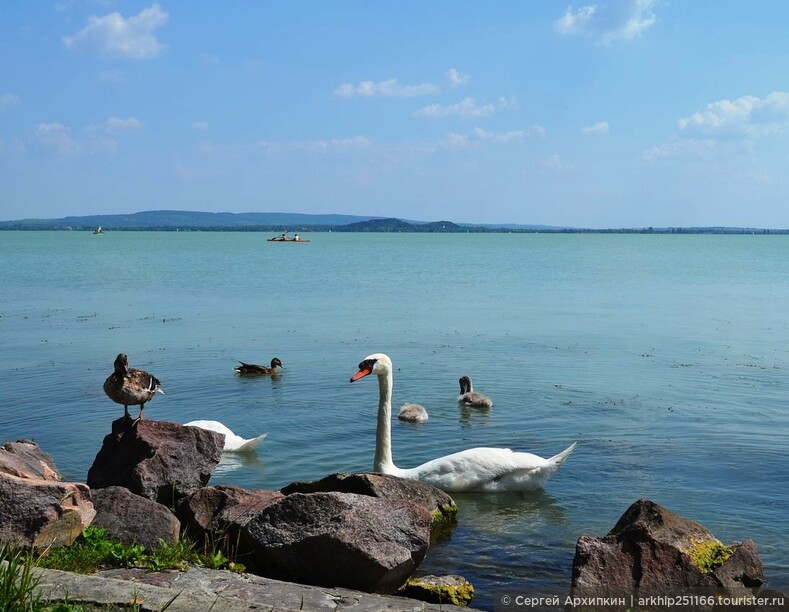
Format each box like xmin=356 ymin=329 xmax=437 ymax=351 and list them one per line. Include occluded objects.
xmin=234 ymin=357 xmax=284 ymax=376
xmin=103 ymin=353 xmax=163 ymax=422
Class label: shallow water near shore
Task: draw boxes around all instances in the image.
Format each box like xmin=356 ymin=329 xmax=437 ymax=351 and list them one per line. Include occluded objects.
xmin=1 ymin=230 xmax=787 ymax=609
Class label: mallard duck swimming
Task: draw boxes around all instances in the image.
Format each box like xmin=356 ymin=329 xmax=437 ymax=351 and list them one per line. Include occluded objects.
xmin=457 ymin=375 xmax=493 ymax=409
xmin=103 ymin=353 xmax=163 ymax=421
xmin=234 ymin=357 xmax=284 ymax=376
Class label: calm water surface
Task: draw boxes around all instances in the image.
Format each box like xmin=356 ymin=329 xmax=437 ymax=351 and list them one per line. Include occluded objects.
xmin=1 ymin=231 xmax=787 ymax=609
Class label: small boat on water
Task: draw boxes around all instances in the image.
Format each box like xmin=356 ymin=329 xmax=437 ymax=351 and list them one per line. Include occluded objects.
xmin=267 ymin=232 xmax=309 ymax=243
xmin=93 ymin=226 xmax=103 ymax=235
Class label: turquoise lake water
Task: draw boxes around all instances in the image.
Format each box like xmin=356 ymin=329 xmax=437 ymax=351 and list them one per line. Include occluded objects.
xmin=1 ymin=230 xmax=787 ymax=609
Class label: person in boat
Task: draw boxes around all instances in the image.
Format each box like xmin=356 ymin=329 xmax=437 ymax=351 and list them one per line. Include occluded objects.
xmin=280 ymin=233 xmax=287 ymax=240
xmin=294 ymin=233 xmax=300 ymax=241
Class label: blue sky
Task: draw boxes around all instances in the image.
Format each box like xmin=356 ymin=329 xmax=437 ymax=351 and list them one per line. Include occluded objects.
xmin=2 ymin=1 xmax=789 ymax=228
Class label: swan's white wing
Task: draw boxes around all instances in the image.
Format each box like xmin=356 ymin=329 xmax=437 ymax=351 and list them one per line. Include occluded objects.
xmin=233 ymin=432 xmax=268 ymax=451
xmin=401 ymin=444 xmax=576 ymax=492
xmin=184 ymin=420 xmax=268 ymax=452
xmin=184 ymin=420 xmax=233 ymax=436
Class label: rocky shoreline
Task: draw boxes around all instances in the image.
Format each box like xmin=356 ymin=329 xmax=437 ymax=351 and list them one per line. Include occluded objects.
xmin=33 ymin=565 xmax=472 ymax=611
xmin=1 ymin=418 xmax=786 ymax=611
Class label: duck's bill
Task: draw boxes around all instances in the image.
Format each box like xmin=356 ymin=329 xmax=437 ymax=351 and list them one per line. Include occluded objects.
xmin=350 ymin=367 xmax=371 ymax=383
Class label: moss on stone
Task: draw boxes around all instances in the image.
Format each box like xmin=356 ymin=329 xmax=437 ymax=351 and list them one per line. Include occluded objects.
xmin=399 ymin=575 xmax=475 ymax=607
xmin=687 ymin=540 xmax=734 ymax=574
xmin=429 ymin=503 xmax=458 ymax=541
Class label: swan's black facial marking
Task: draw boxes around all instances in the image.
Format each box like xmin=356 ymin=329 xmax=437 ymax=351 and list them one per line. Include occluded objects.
xmin=350 ymin=358 xmax=378 ymax=383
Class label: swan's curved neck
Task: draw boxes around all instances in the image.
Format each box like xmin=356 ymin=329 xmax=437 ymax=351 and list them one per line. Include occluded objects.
xmin=374 ymin=369 xmax=396 ymax=473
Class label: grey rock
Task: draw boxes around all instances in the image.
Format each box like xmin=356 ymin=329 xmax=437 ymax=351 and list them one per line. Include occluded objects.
xmin=34 ymin=566 xmax=476 ymax=611
xmin=281 ymin=472 xmax=458 ymax=539
xmin=607 ymin=497 xmax=717 ymax=551
xmin=713 ymin=539 xmax=765 ymax=597
xmin=571 ymin=499 xmax=764 ymax=598
xmin=87 ymin=418 xmax=223 ymax=507
xmin=177 ymin=484 xmax=283 ymax=560
xmin=0 ymin=471 xmax=95 ymax=550
xmin=91 ymin=486 xmax=180 ymax=552
xmin=0 ymin=440 xmax=60 ymax=481
xmin=242 ymin=491 xmax=432 ymax=594
xmin=399 ymin=574 xmax=475 ymax=606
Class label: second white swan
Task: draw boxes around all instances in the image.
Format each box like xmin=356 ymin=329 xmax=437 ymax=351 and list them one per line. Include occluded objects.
xmin=184 ymin=420 xmax=268 ymax=452
xmin=350 ymin=353 xmax=576 ymax=493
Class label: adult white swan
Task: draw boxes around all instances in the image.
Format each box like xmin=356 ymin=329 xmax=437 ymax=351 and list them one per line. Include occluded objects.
xmin=184 ymin=420 xmax=268 ymax=452
xmin=350 ymin=353 xmax=576 ymax=493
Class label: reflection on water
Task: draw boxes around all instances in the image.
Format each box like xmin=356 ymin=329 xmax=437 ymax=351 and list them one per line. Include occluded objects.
xmin=213 ymin=450 xmax=266 ymax=478
xmin=458 ymin=403 xmax=493 ymax=425
xmin=452 ymin=489 xmax=569 ymax=535
xmin=419 ymin=488 xmax=576 ymax=610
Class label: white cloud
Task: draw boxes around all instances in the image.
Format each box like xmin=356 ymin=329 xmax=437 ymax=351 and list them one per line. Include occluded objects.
xmin=104 ymin=116 xmax=143 ymax=133
xmin=582 ymin=121 xmax=609 ymax=135
xmin=298 ymin=136 xmax=371 ymax=152
xmin=447 ymin=68 xmax=470 ymax=88
xmin=415 ymin=97 xmax=514 ymax=119
xmin=554 ymin=0 xmax=657 ymax=45
xmin=33 ymin=117 xmax=141 ymax=158
xmin=63 ymin=3 xmax=168 ymax=59
xmin=192 ymin=121 xmax=210 ymax=130
xmin=97 ymin=69 xmax=124 ymax=83
xmin=677 ymin=92 xmax=789 ymax=138
xmin=541 ymin=153 xmax=576 ymax=172
xmin=642 ymin=138 xmax=720 ymax=161
xmin=334 ymin=78 xmax=439 ymax=98
xmin=35 ymin=123 xmax=80 ymax=157
xmin=646 ymin=91 xmax=789 ymax=161
xmin=257 ymin=136 xmax=371 ymax=153
xmin=555 ymin=4 xmax=597 ymax=35
xmin=86 ymin=116 xmax=143 ymax=136
xmin=446 ymin=125 xmax=545 ymax=147
xmin=0 ymin=93 xmax=20 ymax=112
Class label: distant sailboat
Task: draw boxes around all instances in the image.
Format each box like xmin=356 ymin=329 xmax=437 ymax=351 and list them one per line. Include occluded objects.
xmin=93 ymin=226 xmax=103 ymax=235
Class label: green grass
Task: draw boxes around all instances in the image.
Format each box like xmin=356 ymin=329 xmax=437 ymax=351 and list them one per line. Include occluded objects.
xmin=3 ymin=527 xmax=238 ymax=610
xmin=1 ymin=543 xmax=43 ymax=611
xmin=0 ymin=527 xmax=235 ymax=612
xmin=36 ymin=526 xmax=244 ymax=575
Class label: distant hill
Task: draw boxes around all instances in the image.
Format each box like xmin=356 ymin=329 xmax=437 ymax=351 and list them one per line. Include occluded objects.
xmin=339 ymin=218 xmax=469 ymax=232
xmin=0 ymin=210 xmax=785 ymax=234
xmin=0 ymin=210 xmax=525 ymax=233
xmin=0 ymin=210 xmax=384 ymax=231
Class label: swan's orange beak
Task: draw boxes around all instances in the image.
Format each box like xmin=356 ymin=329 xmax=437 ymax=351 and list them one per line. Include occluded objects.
xmin=350 ymin=367 xmax=371 ymax=383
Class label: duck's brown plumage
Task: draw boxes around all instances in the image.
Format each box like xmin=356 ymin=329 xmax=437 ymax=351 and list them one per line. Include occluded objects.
xmin=234 ymin=357 xmax=284 ymax=376
xmin=103 ymin=353 xmax=163 ymax=421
